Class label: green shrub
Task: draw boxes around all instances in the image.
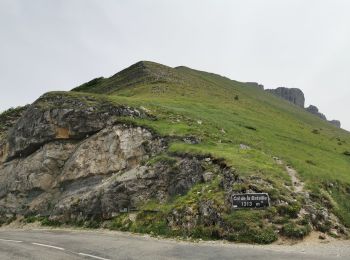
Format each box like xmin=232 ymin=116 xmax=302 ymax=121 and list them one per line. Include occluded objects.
xmin=41 ymin=217 xmax=61 ymax=227
xmin=109 ymin=214 xmax=132 ymax=231
xmin=227 ymin=226 xmax=277 ymax=244
xmin=277 ymin=203 xmax=301 ymax=218
xmin=281 ymin=222 xmax=311 ymax=238
xmin=190 ymin=225 xmax=223 ymax=240
xmin=147 ymin=154 xmax=177 ymax=166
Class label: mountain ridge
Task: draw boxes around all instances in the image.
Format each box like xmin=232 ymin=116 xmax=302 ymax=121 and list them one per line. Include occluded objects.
xmin=73 ymin=61 xmax=342 ymax=128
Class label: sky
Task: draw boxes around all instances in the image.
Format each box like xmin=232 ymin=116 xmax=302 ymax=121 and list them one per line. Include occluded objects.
xmin=1 ymin=0 xmax=349 ymax=130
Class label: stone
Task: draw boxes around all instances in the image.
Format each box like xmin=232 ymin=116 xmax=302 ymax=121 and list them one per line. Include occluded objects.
xmin=3 ymin=93 xmax=148 ymax=162
xmin=329 ymin=120 xmax=341 ymax=128
xmin=319 ymin=233 xmax=326 ymax=240
xmin=245 ymin=82 xmax=264 ymax=90
xmin=183 ymin=136 xmax=200 ymax=144
xmin=265 ymin=87 xmax=305 ymax=107
xmin=306 ymin=105 xmax=327 ymax=120
xmin=239 ymin=144 xmax=250 ymax=150
xmin=202 ymin=172 xmax=215 ymax=182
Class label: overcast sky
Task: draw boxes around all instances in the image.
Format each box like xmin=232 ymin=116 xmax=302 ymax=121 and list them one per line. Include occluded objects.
xmin=1 ymin=0 xmax=349 ymax=130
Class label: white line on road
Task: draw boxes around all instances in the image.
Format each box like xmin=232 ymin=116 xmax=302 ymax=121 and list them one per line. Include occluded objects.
xmin=78 ymin=252 xmax=111 ymax=260
xmin=0 ymin=238 xmax=23 ymax=243
xmin=31 ymin=242 xmax=65 ymax=251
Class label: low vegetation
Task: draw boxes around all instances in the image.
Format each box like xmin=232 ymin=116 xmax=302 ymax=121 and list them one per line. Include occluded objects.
xmin=2 ymin=61 xmax=350 ymax=243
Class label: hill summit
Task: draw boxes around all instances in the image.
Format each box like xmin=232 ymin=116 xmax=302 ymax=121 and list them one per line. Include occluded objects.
xmin=0 ymin=61 xmax=349 ymax=243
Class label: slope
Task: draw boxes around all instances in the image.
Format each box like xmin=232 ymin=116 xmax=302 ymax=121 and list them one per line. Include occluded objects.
xmin=1 ymin=61 xmax=349 ymax=243
xmin=73 ymin=61 xmax=350 ymax=228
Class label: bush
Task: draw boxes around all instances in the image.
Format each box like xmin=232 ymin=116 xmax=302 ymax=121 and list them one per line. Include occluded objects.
xmin=277 ymin=203 xmax=301 ymax=218
xmin=281 ymin=222 xmax=311 ymax=239
xmin=190 ymin=225 xmax=223 ymax=240
xmin=343 ymin=151 xmax=350 ymax=156
xmin=109 ymin=214 xmax=132 ymax=231
xmin=227 ymin=226 xmax=277 ymax=244
xmin=41 ymin=217 xmax=61 ymax=227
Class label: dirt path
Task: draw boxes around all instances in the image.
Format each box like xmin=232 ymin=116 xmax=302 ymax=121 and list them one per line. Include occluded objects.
xmin=273 ymin=157 xmax=305 ymax=193
xmin=286 ymin=165 xmax=305 ymax=193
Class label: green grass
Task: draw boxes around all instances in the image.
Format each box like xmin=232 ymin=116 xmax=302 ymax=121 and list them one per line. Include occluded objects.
xmin=68 ymin=61 xmax=350 ymax=229
xmin=281 ymin=222 xmax=312 ymax=239
xmin=10 ymin=60 xmax=348 ymax=241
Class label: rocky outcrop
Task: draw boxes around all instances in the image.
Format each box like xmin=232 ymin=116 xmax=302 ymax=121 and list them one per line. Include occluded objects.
xmin=1 ymin=92 xmax=147 ymax=163
xmin=265 ymin=87 xmax=305 ymax=107
xmin=0 ymin=92 xmax=220 ymax=223
xmin=246 ymin=82 xmax=264 ymax=90
xmin=306 ymin=105 xmax=327 ymax=120
xmin=306 ymin=105 xmax=341 ymax=128
xmin=329 ymin=120 xmax=341 ymax=128
xmin=265 ymin=88 xmax=341 ymax=128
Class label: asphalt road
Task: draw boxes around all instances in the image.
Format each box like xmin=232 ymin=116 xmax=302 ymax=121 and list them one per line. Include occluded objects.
xmin=0 ymin=229 xmax=349 ymax=260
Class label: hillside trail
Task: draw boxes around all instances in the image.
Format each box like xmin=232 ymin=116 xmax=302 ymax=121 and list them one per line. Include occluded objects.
xmin=273 ymin=157 xmax=305 ymax=193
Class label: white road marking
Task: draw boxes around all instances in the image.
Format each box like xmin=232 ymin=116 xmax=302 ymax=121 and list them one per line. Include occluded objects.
xmin=78 ymin=252 xmax=111 ymax=260
xmin=31 ymin=242 xmax=65 ymax=251
xmin=0 ymin=238 xmax=23 ymax=243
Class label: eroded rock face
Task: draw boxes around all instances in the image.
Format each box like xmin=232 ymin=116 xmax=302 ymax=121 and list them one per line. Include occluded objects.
xmin=306 ymin=105 xmax=341 ymax=128
xmin=58 ymin=125 xmax=162 ymax=183
xmin=266 ymin=87 xmax=305 ymax=107
xmin=0 ymin=122 xmax=170 ymax=219
xmin=306 ymin=105 xmax=327 ymax=120
xmin=246 ymin=82 xmax=264 ymax=90
xmin=4 ymin=93 xmax=146 ymax=162
xmin=329 ymin=120 xmax=341 ymax=128
xmin=0 ymin=93 xmax=216 ymax=222
xmin=265 ymin=88 xmax=341 ymax=128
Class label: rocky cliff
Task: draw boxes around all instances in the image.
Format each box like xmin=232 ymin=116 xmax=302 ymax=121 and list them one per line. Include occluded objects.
xmin=0 ymin=92 xmax=217 ymax=222
xmin=306 ymin=105 xmax=327 ymax=120
xmin=265 ymin=87 xmax=305 ymax=107
xmin=265 ymin=87 xmax=341 ymax=128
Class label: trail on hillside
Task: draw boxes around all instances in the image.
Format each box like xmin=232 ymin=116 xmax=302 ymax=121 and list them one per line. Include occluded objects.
xmin=273 ymin=157 xmax=305 ymax=193
xmin=286 ymin=165 xmax=305 ymax=193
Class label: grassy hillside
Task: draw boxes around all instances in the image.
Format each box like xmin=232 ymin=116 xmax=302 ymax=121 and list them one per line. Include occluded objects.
xmin=72 ymin=61 xmax=350 ymax=230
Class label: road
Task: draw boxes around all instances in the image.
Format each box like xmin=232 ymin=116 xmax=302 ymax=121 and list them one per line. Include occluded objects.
xmin=0 ymin=229 xmax=349 ymax=260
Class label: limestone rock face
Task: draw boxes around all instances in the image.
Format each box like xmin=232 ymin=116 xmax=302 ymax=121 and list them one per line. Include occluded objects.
xmin=3 ymin=93 xmax=146 ymax=163
xmin=329 ymin=120 xmax=341 ymax=128
xmin=246 ymin=82 xmax=264 ymax=90
xmin=306 ymin=105 xmax=341 ymax=128
xmin=266 ymin=87 xmax=305 ymax=107
xmin=0 ymin=92 xmax=217 ymax=222
xmin=265 ymin=88 xmax=341 ymax=128
xmin=306 ymin=105 xmax=327 ymax=120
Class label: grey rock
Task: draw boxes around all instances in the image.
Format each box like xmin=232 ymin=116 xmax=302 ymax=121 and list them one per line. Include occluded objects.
xmin=2 ymin=93 xmax=148 ymax=163
xmin=239 ymin=144 xmax=250 ymax=150
xmin=306 ymin=105 xmax=341 ymax=128
xmin=329 ymin=120 xmax=341 ymax=128
xmin=265 ymin=87 xmax=305 ymax=107
xmin=246 ymin=82 xmax=264 ymax=90
xmin=202 ymin=172 xmax=215 ymax=182
xmin=183 ymin=136 xmax=200 ymax=144
xmin=306 ymin=105 xmax=327 ymax=120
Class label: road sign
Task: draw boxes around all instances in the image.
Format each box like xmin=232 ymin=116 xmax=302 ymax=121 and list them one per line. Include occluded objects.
xmin=231 ymin=193 xmax=270 ymax=209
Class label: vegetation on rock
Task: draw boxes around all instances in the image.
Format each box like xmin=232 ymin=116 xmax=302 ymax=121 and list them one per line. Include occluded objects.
xmin=1 ymin=61 xmax=350 ymax=244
